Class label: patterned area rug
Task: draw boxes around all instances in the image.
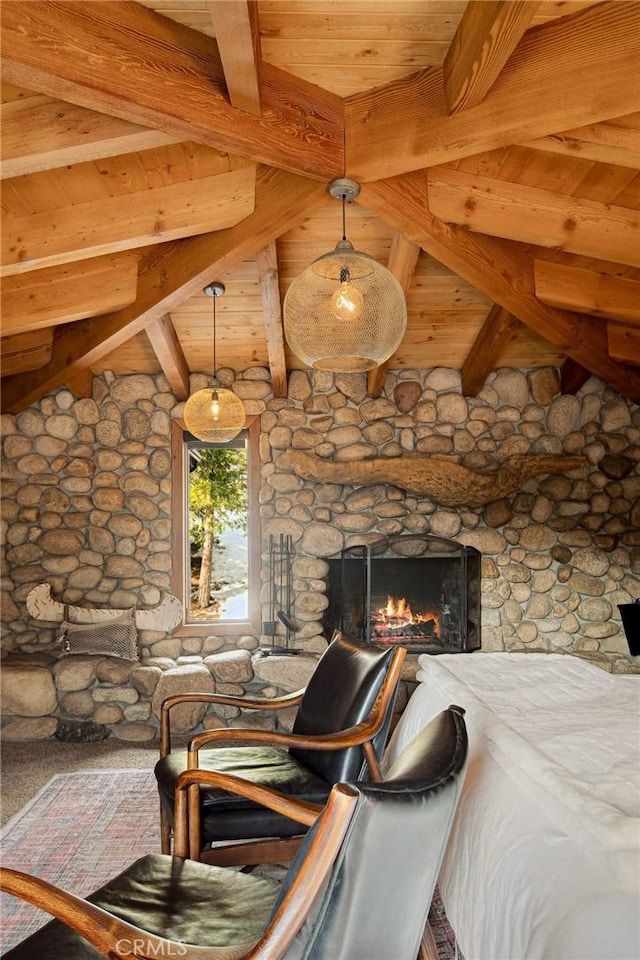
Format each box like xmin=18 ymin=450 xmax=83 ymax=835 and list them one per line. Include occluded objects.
xmin=0 ymin=769 xmax=160 ymax=952
xmin=0 ymin=767 xmax=461 ymax=957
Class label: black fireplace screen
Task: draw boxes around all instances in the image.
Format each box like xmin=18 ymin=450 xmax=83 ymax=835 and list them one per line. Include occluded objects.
xmin=325 ymin=534 xmax=481 ymax=654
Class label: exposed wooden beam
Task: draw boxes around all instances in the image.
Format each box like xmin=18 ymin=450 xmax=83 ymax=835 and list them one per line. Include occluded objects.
xmin=65 ymin=368 xmax=94 ymax=398
xmin=1 ymin=254 xmax=138 ymax=335
xmin=0 ymin=1 xmax=343 ymax=182
xmin=520 ymin=113 xmax=640 ymax=170
xmin=1 ymin=167 xmax=327 ymax=412
xmin=0 ymin=94 xmax=180 ymax=179
xmin=443 ymin=1 xmax=538 ymax=114
xmin=0 ymin=328 xmax=53 ymax=376
xmin=2 ymin=167 xmax=256 ymax=276
xmin=427 ymin=167 xmax=640 ymax=268
xmin=146 ymin=315 xmax=191 ymax=400
xmin=346 ymin=2 xmax=640 ymax=181
xmin=359 ymin=171 xmax=640 ymax=405
xmin=210 ymin=0 xmax=262 ymax=116
xmin=256 ymin=242 xmax=287 ymax=399
xmin=534 ymin=261 xmax=640 ymax=325
xmin=560 ymin=358 xmax=591 ymax=395
xmin=608 ymin=323 xmax=640 ymax=365
xmin=367 ymin=233 xmax=421 ymax=398
xmin=461 ymin=304 xmax=519 ymax=396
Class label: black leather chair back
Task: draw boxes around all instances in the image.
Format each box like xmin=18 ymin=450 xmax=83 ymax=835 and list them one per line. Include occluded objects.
xmin=280 ymin=706 xmax=468 ymax=960
xmin=289 ymin=634 xmax=395 ymax=784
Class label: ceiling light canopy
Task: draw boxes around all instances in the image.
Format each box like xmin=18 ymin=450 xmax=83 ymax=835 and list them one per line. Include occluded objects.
xmin=183 ymin=282 xmax=246 ymax=443
xmin=283 ymin=178 xmax=407 ymax=372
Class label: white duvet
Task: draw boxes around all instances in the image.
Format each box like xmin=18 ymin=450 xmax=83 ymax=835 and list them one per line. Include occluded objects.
xmin=385 ymin=653 xmax=640 ymax=960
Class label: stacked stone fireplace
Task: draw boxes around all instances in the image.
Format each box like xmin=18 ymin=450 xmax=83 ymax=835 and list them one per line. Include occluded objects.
xmin=325 ymin=534 xmax=481 ymax=654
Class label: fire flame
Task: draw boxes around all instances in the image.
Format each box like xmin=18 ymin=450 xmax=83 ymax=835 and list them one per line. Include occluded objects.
xmin=374 ymin=595 xmax=440 ymax=638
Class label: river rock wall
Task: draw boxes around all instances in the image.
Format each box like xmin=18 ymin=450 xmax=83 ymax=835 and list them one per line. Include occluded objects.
xmin=1 ymin=365 xmax=638 ymax=740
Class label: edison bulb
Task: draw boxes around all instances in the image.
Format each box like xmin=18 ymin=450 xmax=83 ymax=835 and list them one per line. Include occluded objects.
xmin=211 ymin=390 xmax=220 ymax=421
xmin=330 ymin=279 xmax=364 ymax=321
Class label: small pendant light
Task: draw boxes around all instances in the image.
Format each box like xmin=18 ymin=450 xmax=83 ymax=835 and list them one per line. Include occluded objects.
xmin=183 ymin=282 xmax=246 ymax=442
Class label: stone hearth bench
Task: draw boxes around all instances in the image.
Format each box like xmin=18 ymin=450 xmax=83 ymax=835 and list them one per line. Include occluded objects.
xmin=0 ymin=649 xmax=324 ymax=742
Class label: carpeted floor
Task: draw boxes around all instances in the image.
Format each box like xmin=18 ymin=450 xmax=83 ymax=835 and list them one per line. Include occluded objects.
xmin=0 ymin=739 xmax=158 ymax=827
xmin=0 ymin=746 xmax=461 ymax=958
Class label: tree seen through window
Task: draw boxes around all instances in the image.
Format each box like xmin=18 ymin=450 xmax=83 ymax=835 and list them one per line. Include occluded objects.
xmin=188 ymin=441 xmax=248 ymax=620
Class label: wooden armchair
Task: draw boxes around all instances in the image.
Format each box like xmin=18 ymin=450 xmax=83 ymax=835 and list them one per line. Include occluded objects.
xmin=1 ymin=707 xmax=468 ymax=960
xmin=155 ymin=632 xmax=406 ymax=865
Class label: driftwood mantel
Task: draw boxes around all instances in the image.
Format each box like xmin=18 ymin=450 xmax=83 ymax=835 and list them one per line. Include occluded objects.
xmin=278 ymin=451 xmax=586 ymax=508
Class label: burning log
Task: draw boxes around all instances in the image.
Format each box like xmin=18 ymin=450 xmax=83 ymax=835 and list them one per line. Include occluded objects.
xmin=278 ymin=450 xmax=585 ymax=508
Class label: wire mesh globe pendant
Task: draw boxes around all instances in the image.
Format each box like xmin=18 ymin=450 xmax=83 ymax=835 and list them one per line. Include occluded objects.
xmin=283 ymin=178 xmax=407 ymax=372
xmin=183 ymin=282 xmax=245 ymax=443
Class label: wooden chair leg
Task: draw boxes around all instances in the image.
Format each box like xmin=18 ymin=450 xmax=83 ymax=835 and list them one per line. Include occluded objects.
xmin=160 ymin=802 xmax=172 ymax=855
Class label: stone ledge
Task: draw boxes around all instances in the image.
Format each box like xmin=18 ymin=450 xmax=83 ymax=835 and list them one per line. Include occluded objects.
xmin=0 ymin=649 xmax=324 ymax=741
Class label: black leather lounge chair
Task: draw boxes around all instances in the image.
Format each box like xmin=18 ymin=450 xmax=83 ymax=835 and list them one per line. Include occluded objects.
xmin=1 ymin=706 xmax=468 ymax=960
xmin=155 ymin=631 xmax=406 ymax=864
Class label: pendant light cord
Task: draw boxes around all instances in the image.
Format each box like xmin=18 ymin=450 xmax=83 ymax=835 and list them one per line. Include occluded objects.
xmin=212 ymin=291 xmax=217 ymax=378
xmin=341 ymin=193 xmax=347 ymax=241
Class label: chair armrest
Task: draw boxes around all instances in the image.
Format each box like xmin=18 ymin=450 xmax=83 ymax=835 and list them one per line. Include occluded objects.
xmin=187 ymin=645 xmax=406 ymax=770
xmin=0 ymin=867 xmax=190 ymax=959
xmin=160 ymin=688 xmax=306 ymax=757
xmin=173 ymin=769 xmax=323 ymax=859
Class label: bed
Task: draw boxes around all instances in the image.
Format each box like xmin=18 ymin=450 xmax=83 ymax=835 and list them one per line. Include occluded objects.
xmin=384 ymin=652 xmax=640 ymax=960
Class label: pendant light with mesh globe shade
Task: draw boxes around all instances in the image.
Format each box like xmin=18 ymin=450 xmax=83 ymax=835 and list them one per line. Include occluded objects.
xmin=283 ymin=178 xmax=407 ymax=372
xmin=183 ymin=282 xmax=245 ymax=442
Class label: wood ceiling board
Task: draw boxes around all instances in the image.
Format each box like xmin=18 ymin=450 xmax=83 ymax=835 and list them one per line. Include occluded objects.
xmin=531 ymin=2 xmax=601 ymax=24
xmin=0 ymin=328 xmax=53 ymax=376
xmin=0 ymin=254 xmax=139 ymax=335
xmin=0 ymin=0 xmax=637 ymax=406
xmin=360 ymin=171 xmax=640 ymax=403
xmin=0 ymin=1 xmax=344 ymax=181
xmin=0 ymin=94 xmax=181 ymax=179
xmin=135 ymin=1 xmax=217 ymax=38
xmin=449 ymin=143 xmax=639 ymax=206
xmin=520 ymin=113 xmax=640 ymax=171
xmin=534 ymin=261 xmax=640 ymax=324
xmin=1 ymin=167 xmax=257 ymax=276
xmin=2 ymin=142 xmax=245 ymax=217
xmin=0 ymin=168 xmax=328 ymax=412
xmin=426 ymin=167 xmax=640 ymax=268
xmin=346 ymin=2 xmax=640 ymax=182
xmin=607 ymin=324 xmax=640 ymax=365
xmin=497 ymin=330 xmax=566 ymax=367
xmin=89 ymin=332 xmax=161 ymax=376
xmin=259 ymin=39 xmax=452 ymax=94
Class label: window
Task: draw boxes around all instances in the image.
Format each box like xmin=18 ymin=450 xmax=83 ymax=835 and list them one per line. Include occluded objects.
xmin=171 ymin=417 xmax=260 ymax=635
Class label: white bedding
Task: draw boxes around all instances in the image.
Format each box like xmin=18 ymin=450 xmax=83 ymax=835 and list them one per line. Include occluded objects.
xmin=385 ymin=653 xmax=640 ymax=960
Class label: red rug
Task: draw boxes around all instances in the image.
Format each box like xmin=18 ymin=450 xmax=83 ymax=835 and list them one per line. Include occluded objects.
xmin=0 ymin=768 xmax=160 ymax=952
xmin=0 ymin=768 xmax=461 ymax=958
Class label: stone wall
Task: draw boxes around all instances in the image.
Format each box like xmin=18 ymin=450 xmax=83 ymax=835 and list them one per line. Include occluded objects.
xmin=1 ymin=365 xmax=638 ymax=740
xmin=262 ymin=367 xmax=639 ymax=668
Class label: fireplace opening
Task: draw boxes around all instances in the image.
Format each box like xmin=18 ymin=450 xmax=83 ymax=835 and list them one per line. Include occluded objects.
xmin=325 ymin=534 xmax=481 ymax=654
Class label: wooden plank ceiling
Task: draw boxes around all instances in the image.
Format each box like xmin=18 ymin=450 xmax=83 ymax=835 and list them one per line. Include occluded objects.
xmin=1 ymin=0 xmax=639 ymax=412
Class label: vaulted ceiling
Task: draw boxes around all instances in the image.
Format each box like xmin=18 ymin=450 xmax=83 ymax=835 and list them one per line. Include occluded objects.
xmin=1 ymin=0 xmax=639 ymax=413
